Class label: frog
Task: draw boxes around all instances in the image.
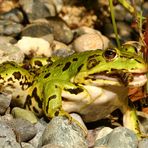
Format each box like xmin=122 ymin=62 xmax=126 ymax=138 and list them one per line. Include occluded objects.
xmin=0 ymin=45 xmax=147 ymax=137
xmin=0 ymin=61 xmax=34 ymax=107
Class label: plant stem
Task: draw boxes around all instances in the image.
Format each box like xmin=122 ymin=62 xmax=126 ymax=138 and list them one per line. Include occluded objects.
xmin=109 ymin=0 xmax=121 ymax=48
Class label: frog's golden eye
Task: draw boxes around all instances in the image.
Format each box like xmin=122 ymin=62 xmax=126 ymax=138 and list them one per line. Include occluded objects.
xmin=103 ymin=48 xmax=117 ymax=61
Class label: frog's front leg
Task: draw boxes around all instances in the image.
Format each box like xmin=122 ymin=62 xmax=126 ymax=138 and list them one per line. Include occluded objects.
xmin=122 ymin=98 xmax=141 ymax=138
xmin=43 ymin=80 xmax=92 ymax=118
xmin=43 ymin=81 xmax=93 ymax=134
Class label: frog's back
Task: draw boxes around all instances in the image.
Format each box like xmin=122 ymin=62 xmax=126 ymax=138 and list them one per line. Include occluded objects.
xmin=36 ymin=49 xmax=102 ymax=81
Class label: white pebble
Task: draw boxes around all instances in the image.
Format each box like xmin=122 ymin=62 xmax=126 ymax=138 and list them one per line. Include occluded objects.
xmin=15 ymin=36 xmax=52 ymax=57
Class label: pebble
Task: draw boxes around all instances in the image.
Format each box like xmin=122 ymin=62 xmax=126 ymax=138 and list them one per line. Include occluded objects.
xmin=95 ymin=127 xmax=113 ymax=141
xmin=51 ymin=40 xmax=74 ymax=57
xmin=29 ymin=120 xmax=47 ymax=148
xmin=0 ymin=0 xmax=19 ymax=13
xmin=6 ymin=118 xmax=37 ymax=142
xmin=0 ymin=8 xmax=24 ymax=23
xmin=46 ymin=16 xmax=73 ymax=44
xmin=0 ymin=20 xmax=23 ymax=36
xmin=0 ymin=36 xmax=16 ymax=44
xmin=72 ymin=33 xmax=109 ymax=52
xmin=15 ymin=36 xmax=52 ymax=57
xmin=138 ymin=138 xmax=148 ymax=148
xmin=19 ymin=0 xmax=57 ymax=22
xmin=11 ymin=107 xmax=38 ymax=124
xmin=114 ymin=5 xmax=131 ymax=21
xmin=59 ymin=4 xmax=97 ymax=28
xmin=21 ymin=20 xmax=52 ymax=37
xmin=137 ymin=111 xmax=148 ymax=134
xmin=0 ymin=114 xmax=14 ymax=122
xmin=117 ymin=22 xmax=133 ymax=42
xmin=73 ymin=26 xmax=107 ymax=37
xmin=0 ymin=121 xmax=21 ymax=148
xmin=95 ymin=127 xmax=138 ymax=148
xmin=21 ymin=142 xmax=35 ymax=148
xmin=0 ymin=43 xmax=24 ymax=63
xmin=0 ymin=93 xmax=11 ymax=115
xmin=42 ymin=116 xmax=88 ymax=148
xmin=52 ymin=0 xmax=63 ymax=13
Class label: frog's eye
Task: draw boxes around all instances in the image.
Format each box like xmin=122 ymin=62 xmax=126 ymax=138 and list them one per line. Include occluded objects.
xmin=103 ymin=48 xmax=117 ymax=61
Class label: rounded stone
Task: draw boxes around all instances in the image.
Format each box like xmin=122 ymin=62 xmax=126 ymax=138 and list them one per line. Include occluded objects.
xmin=6 ymin=118 xmax=37 ymax=142
xmin=19 ymin=0 xmax=57 ymax=22
xmin=0 ymin=43 xmax=24 ymax=63
xmin=42 ymin=116 xmax=87 ymax=148
xmin=107 ymin=127 xmax=138 ymax=148
xmin=0 ymin=20 xmax=23 ymax=36
xmin=72 ymin=33 xmax=109 ymax=52
xmin=46 ymin=17 xmax=73 ymax=44
xmin=138 ymin=138 xmax=148 ymax=148
xmin=12 ymin=107 xmax=38 ymax=124
xmin=29 ymin=120 xmax=47 ymax=148
xmin=0 ymin=93 xmax=11 ymax=115
xmin=51 ymin=40 xmax=74 ymax=57
xmin=0 ymin=121 xmax=21 ymax=148
xmin=0 ymin=8 xmax=24 ymax=23
xmin=21 ymin=22 xmax=52 ymax=38
xmin=15 ymin=36 xmax=52 ymax=57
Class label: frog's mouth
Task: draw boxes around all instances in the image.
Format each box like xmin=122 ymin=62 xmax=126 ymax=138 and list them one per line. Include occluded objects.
xmin=88 ymin=72 xmax=147 ymax=87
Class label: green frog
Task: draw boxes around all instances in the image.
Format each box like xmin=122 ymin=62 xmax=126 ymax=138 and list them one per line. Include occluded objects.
xmin=0 ymin=45 xmax=147 ymax=137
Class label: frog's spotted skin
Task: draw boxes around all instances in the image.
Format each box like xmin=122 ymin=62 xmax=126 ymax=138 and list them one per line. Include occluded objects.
xmin=0 ymin=46 xmax=147 ymax=137
xmin=0 ymin=61 xmax=34 ymax=106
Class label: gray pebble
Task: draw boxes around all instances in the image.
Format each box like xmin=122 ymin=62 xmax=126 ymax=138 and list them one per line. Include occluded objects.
xmin=117 ymin=22 xmax=132 ymax=41
xmin=95 ymin=127 xmax=138 ymax=148
xmin=138 ymin=138 xmax=148 ymax=148
xmin=0 ymin=20 xmax=23 ymax=36
xmin=0 ymin=121 xmax=21 ymax=148
xmin=6 ymin=118 xmax=37 ymax=142
xmin=0 ymin=43 xmax=24 ymax=63
xmin=52 ymin=40 xmax=74 ymax=57
xmin=0 ymin=8 xmax=24 ymax=23
xmin=46 ymin=17 xmax=73 ymax=44
xmin=21 ymin=21 xmax=52 ymax=38
xmin=95 ymin=133 xmax=111 ymax=147
xmin=19 ymin=0 xmax=57 ymax=22
xmin=137 ymin=111 xmax=148 ymax=135
xmin=42 ymin=116 xmax=88 ymax=148
xmin=0 ymin=114 xmax=14 ymax=122
xmin=95 ymin=127 xmax=113 ymax=142
xmin=108 ymin=127 xmax=138 ymax=148
xmin=0 ymin=139 xmax=21 ymax=148
xmin=0 ymin=93 xmax=11 ymax=115
xmin=29 ymin=120 xmax=47 ymax=148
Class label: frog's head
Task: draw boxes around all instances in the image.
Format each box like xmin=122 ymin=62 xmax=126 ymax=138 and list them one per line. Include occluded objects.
xmin=73 ymin=45 xmax=147 ymax=87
